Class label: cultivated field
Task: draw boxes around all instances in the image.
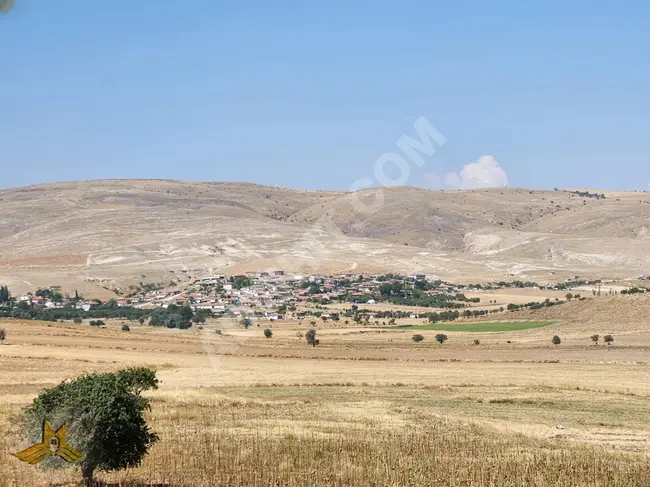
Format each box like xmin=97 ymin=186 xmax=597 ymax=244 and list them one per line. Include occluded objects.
xmin=2 ymin=294 xmax=650 ymax=486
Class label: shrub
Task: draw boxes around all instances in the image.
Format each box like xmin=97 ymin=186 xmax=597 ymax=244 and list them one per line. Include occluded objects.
xmin=474 ymin=339 xmax=480 ymax=345
xmin=121 ymin=324 xmax=130 ymax=332
xmin=0 ymin=327 xmax=5 ymax=344
xmin=604 ymin=334 xmax=614 ymax=345
xmin=435 ymin=334 xmax=448 ymax=345
xmin=215 ymin=328 xmax=222 ymax=335
xmin=138 ymin=318 xmax=145 ymax=325
xmin=22 ymin=368 xmax=159 ymax=485
xmin=412 ymin=334 xmax=424 ymax=343
xmin=590 ymin=334 xmax=599 ymax=344
xmin=240 ymin=318 xmax=252 ymax=329
xmin=73 ymin=318 xmax=83 ymax=324
xmin=89 ymin=320 xmax=105 ymax=327
xmin=552 ymin=335 xmax=561 ymax=346
xmin=264 ymin=328 xmax=273 ymax=339
xmin=305 ymin=328 xmax=319 ymax=347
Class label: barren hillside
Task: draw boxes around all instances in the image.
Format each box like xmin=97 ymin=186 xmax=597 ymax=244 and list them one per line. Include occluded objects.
xmin=0 ymin=180 xmax=649 ymax=296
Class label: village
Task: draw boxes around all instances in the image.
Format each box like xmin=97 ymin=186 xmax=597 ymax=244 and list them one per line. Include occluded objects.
xmin=8 ymin=272 xmax=463 ymax=321
xmin=6 ymin=270 xmax=626 ymax=327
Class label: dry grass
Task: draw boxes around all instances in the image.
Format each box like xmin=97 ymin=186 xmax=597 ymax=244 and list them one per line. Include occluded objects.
xmin=2 ymin=299 xmax=650 ymax=486
xmin=2 ymin=181 xmax=650 ymax=295
xmin=2 ymin=397 xmax=650 ymax=487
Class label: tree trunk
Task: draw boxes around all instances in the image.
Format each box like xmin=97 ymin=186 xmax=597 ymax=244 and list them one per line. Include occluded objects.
xmin=82 ymin=463 xmax=95 ymax=486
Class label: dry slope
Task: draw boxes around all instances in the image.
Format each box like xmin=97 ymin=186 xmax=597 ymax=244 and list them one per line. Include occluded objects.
xmin=0 ymin=180 xmax=649 ymax=295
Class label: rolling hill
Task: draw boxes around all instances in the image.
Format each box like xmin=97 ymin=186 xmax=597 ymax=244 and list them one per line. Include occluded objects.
xmin=0 ymin=180 xmax=649 ymax=296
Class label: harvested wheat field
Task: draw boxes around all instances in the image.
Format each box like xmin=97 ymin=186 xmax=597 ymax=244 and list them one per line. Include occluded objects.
xmin=2 ymin=295 xmax=650 ymax=486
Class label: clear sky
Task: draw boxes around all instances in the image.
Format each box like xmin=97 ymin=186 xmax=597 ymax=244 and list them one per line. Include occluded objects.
xmin=1 ymin=1 xmax=648 ymax=191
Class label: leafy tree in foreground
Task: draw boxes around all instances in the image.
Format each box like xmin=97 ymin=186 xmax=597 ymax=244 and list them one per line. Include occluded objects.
xmin=604 ymin=334 xmax=614 ymax=345
xmin=590 ymin=334 xmax=599 ymax=345
xmin=552 ymin=335 xmax=561 ymax=346
xmin=22 ymin=368 xmax=159 ymax=485
xmin=305 ymin=328 xmax=319 ymax=347
xmin=264 ymin=328 xmax=273 ymax=339
xmin=435 ymin=333 xmax=448 ymax=345
xmin=412 ymin=334 xmax=424 ymax=343
xmin=240 ymin=318 xmax=252 ymax=329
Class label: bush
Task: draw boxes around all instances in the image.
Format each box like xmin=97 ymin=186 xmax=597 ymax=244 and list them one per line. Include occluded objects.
xmin=590 ymin=334 xmax=599 ymax=344
xmin=240 ymin=318 xmax=252 ymax=329
xmin=89 ymin=320 xmax=105 ymax=327
xmin=264 ymin=328 xmax=273 ymax=339
xmin=215 ymin=328 xmax=222 ymax=335
xmin=412 ymin=334 xmax=424 ymax=343
xmin=0 ymin=327 xmax=5 ymax=344
xmin=552 ymin=335 xmax=561 ymax=346
xmin=73 ymin=318 xmax=83 ymax=324
xmin=305 ymin=328 xmax=319 ymax=347
xmin=121 ymin=324 xmax=130 ymax=332
xmin=435 ymin=334 xmax=448 ymax=345
xmin=604 ymin=334 xmax=614 ymax=345
xmin=473 ymin=339 xmax=480 ymax=345
xmin=22 ymin=368 xmax=159 ymax=485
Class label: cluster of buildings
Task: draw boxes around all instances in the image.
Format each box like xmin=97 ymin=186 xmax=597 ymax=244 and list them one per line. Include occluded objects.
xmin=16 ymin=272 xmax=458 ymax=320
xmin=114 ymin=272 xmax=445 ymax=319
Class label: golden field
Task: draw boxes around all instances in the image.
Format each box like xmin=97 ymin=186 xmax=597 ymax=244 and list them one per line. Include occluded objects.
xmin=2 ymin=294 xmax=650 ymax=486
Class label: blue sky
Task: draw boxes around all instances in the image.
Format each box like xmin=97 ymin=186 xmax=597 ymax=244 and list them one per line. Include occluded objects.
xmin=1 ymin=1 xmax=648 ymax=191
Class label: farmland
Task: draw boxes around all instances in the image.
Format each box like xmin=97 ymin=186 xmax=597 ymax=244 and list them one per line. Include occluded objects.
xmin=397 ymin=320 xmax=556 ymax=332
xmin=1 ymin=294 xmax=650 ymax=486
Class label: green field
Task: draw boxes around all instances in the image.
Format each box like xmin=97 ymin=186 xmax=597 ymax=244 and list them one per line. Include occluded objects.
xmin=397 ymin=321 xmax=556 ymax=332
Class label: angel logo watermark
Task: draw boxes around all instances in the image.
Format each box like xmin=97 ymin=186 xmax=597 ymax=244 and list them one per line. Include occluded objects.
xmin=13 ymin=421 xmax=84 ymax=465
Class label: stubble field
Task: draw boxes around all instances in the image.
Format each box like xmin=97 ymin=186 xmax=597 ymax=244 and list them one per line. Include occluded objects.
xmin=1 ymin=295 xmax=650 ymax=486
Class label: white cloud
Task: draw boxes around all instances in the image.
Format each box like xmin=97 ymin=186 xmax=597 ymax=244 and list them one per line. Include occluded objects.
xmin=444 ymin=155 xmax=508 ymax=190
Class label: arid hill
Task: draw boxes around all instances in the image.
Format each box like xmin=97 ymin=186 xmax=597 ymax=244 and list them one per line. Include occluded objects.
xmin=0 ymin=180 xmax=649 ymax=296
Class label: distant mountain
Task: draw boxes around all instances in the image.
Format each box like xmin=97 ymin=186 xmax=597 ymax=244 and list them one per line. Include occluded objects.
xmin=0 ymin=180 xmax=648 ymax=296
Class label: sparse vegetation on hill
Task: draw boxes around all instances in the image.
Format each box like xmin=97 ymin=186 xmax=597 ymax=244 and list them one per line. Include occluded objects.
xmin=1 ymin=181 xmax=649 ymax=289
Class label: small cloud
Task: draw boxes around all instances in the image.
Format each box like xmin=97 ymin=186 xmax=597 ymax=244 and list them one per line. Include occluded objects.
xmin=444 ymin=155 xmax=508 ymax=190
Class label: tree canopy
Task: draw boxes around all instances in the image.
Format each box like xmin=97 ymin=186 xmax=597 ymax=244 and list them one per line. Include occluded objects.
xmin=23 ymin=368 xmax=159 ymax=485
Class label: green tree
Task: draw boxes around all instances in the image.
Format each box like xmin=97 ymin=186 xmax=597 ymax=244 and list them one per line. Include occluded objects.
xmin=565 ymin=293 xmax=574 ymax=301
xmin=412 ymin=334 xmax=424 ymax=343
xmin=179 ymin=303 xmax=194 ymax=322
xmin=590 ymin=334 xmax=599 ymax=345
xmin=305 ymin=328 xmax=319 ymax=347
xmin=435 ymin=333 xmax=448 ymax=345
xmin=604 ymin=334 xmax=614 ymax=345
xmin=240 ymin=318 xmax=252 ymax=329
xmin=552 ymin=335 xmax=561 ymax=346
xmin=264 ymin=328 xmax=273 ymax=339
xmin=0 ymin=327 xmax=5 ymax=344
xmin=22 ymin=368 xmax=158 ymax=485
xmin=0 ymin=285 xmax=10 ymax=303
